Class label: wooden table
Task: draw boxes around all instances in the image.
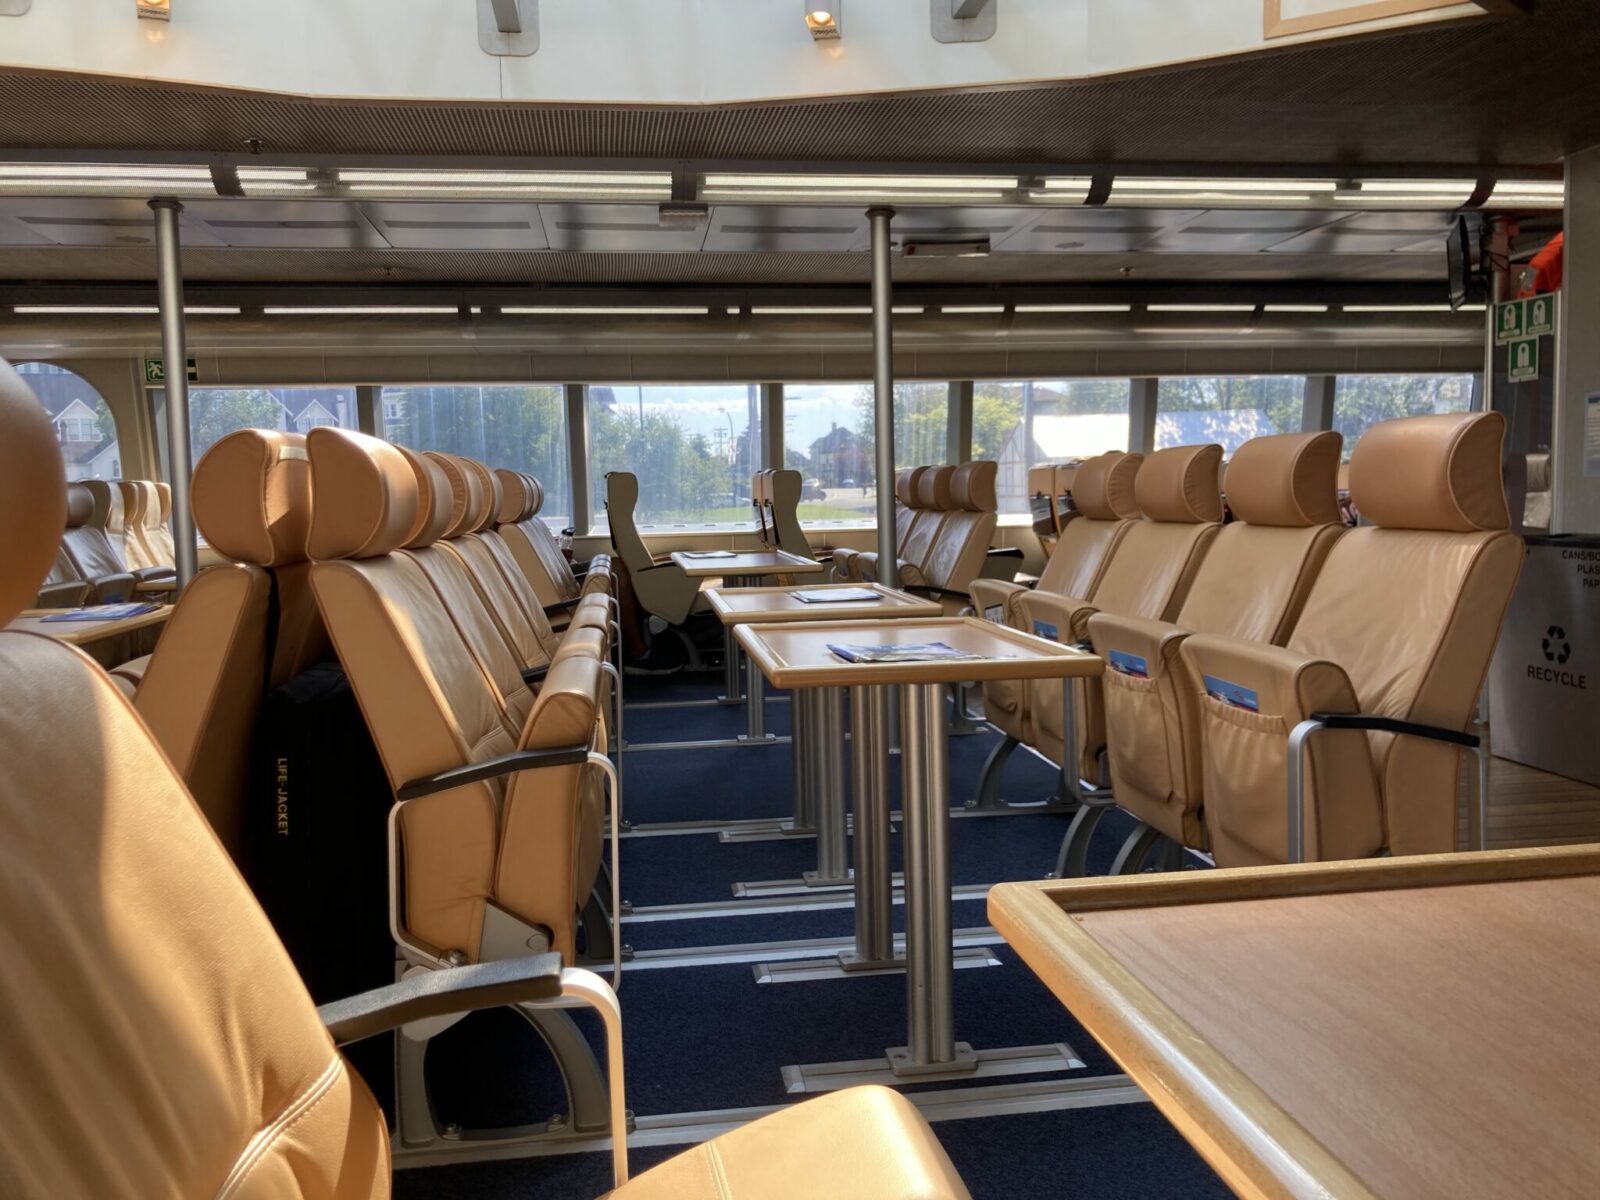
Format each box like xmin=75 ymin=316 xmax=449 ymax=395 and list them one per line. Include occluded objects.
xmin=704 ymin=584 xmax=944 ymax=879
xmin=737 ymin=616 xmax=1102 ymax=1091
xmin=989 ymin=846 xmax=1600 ymax=1200
xmin=9 ymin=604 xmax=170 ymax=647
xmin=670 ymin=550 xmax=826 ymax=715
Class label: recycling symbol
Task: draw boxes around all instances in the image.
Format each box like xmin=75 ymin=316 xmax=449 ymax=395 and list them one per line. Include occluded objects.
xmin=1542 ymin=625 xmax=1570 ymax=665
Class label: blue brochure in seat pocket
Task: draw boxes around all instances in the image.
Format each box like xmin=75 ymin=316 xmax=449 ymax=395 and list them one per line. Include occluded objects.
xmin=1203 ymin=675 xmax=1260 ymax=712
xmin=1107 ymin=649 xmax=1148 ymax=678
xmin=1032 ymin=619 xmax=1059 ymax=642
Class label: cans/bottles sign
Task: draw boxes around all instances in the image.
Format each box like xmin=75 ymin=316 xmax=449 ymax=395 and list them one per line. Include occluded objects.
xmin=143 ymin=356 xmax=199 ymax=384
xmin=1508 ymin=337 xmax=1540 ymax=382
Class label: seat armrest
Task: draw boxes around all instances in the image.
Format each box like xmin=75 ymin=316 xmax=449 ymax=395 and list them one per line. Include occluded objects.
xmin=87 ymin=572 xmax=138 ymax=604
xmin=397 ymin=743 xmax=590 ymax=800
xmin=521 ymin=664 xmax=550 ymax=685
xmin=969 ymin=578 xmax=1025 ymax=623
xmin=36 ymin=580 xmax=90 ymax=608
xmin=319 ymin=953 xmax=563 ymax=1046
xmin=131 ymin=566 xmax=176 ymax=584
xmin=1177 ymin=635 xmax=1358 ymax=724
xmin=985 ymin=547 xmax=1025 ymax=560
xmin=1086 ymin=611 xmax=1191 ymax=679
xmin=1015 ymin=591 xmax=1098 ymax=644
xmin=1307 ymin=711 xmax=1479 ymax=749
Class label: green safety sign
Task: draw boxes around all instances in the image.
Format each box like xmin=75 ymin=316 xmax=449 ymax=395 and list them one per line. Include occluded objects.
xmin=1495 ymin=294 xmax=1559 ymax=344
xmin=1508 ymin=336 xmax=1539 ymax=382
xmin=143 ymin=357 xmax=199 ymax=384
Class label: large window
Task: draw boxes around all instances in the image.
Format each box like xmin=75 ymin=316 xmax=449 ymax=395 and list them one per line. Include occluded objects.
xmin=1156 ymin=377 xmax=1304 ymax=455
xmin=383 ymin=385 xmax=570 ymax=530
xmin=15 ymin=362 xmax=121 ymax=481
xmin=974 ymin=380 xmax=1132 ymax=516
xmin=1332 ymin=375 xmax=1476 ymax=460
xmin=588 ymin=385 xmax=760 ymax=530
xmin=783 ymin=383 xmax=950 ymax=524
xmin=188 ymin=386 xmax=357 ymax=464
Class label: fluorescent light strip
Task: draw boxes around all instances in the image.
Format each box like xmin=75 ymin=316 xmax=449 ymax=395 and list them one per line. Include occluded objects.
xmin=1037 ymin=177 xmax=1095 ymax=190
xmin=501 ymin=306 xmax=711 ymax=315
xmin=1115 ymin=177 xmax=1338 ymax=192
xmin=12 ymin=305 xmax=241 ymax=315
xmin=703 ymin=173 xmax=1017 ymax=190
xmin=0 ymin=163 xmax=212 ymax=180
xmin=236 ymin=167 xmax=312 ymax=181
xmin=1014 ymin=304 xmax=1131 ymax=313
xmin=1343 ymin=304 xmax=1459 ymax=313
xmin=1487 ymin=181 xmax=1564 ymax=208
xmin=751 ymin=306 xmax=870 ymax=315
xmin=1263 ymin=304 xmax=1329 ymax=313
xmin=343 ymin=184 xmax=670 ymax=197
xmin=339 ymin=170 xmax=670 ymax=186
xmin=1113 ymin=192 xmax=1319 ymax=205
xmin=263 ymin=306 xmax=459 ymax=315
xmin=702 ymin=189 xmax=1010 ymax=203
xmin=1148 ymin=304 xmax=1257 ymax=313
xmin=941 ymin=305 xmax=1005 ymax=313
xmin=1356 ymin=179 xmax=1478 ymax=193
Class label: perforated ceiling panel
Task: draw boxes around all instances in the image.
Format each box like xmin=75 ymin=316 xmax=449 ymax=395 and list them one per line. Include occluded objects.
xmin=0 ymin=1 xmax=1596 ymax=165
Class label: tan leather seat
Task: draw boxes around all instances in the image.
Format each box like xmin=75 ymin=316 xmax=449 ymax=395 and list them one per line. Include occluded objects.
xmin=904 ymin=460 xmax=1000 ymax=612
xmin=1182 ymin=412 xmax=1523 ymax=866
xmin=139 ymin=479 xmax=177 ymax=568
xmin=36 ymin=543 xmax=93 ymax=609
xmin=130 ymin=429 xmax=329 ymax=861
xmin=115 ymin=480 xmax=163 ymax=571
xmin=758 ymin=467 xmax=815 ymax=560
xmin=604 ymin=470 xmax=714 ymax=626
xmin=1019 ymin=443 xmax=1223 ymax=784
xmin=83 ymin=479 xmax=175 ymax=594
xmin=833 ymin=466 xmax=925 ymax=582
xmin=972 ymin=451 xmax=1142 ymax=749
xmin=0 ymin=354 xmax=971 ymax=1200
xmin=859 ymin=465 xmax=953 ymax=584
xmin=307 ymin=428 xmax=610 ymax=966
xmin=495 ymin=468 xmax=613 ymax=615
xmin=58 ymin=482 xmax=136 ymax=602
xmin=1088 ymin=432 xmax=1344 ymax=852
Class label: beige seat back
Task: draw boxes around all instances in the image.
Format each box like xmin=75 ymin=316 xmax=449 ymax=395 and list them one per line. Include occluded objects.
xmin=59 ymin=482 xmax=135 ymax=602
xmin=1093 ymin=431 xmax=1344 ymax=847
xmin=763 ymin=468 xmax=812 ymax=559
xmin=920 ymin=460 xmax=999 ymax=603
xmin=134 ymin=429 xmax=325 ymax=860
xmin=833 ymin=466 xmax=923 ymax=582
xmin=0 ymin=358 xmax=392 ymax=1200
xmin=141 ymin=479 xmax=177 ymax=567
xmin=82 ymin=479 xmax=137 ymax=569
xmin=603 ymin=470 xmax=705 ymax=625
xmin=1025 ymin=443 xmax=1223 ymax=780
xmin=116 ymin=480 xmax=162 ymax=570
xmin=497 ymin=468 xmax=580 ymax=607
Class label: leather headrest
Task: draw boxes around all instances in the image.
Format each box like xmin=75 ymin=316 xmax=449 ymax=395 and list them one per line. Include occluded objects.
xmin=525 ymin=474 xmax=545 ymax=518
xmin=117 ymin=480 xmax=146 ymax=526
xmin=1134 ymin=444 xmax=1224 ymax=524
xmin=950 ymin=460 xmax=997 ymax=512
xmin=494 ymin=469 xmax=532 ymax=524
xmin=463 ymin=459 xmax=501 ymax=533
xmin=1349 ymin=411 xmax=1510 ymax=532
xmin=1027 ymin=464 xmax=1057 ymax=496
xmin=1525 ymin=452 xmax=1551 ymax=492
xmin=305 ymin=428 xmax=420 ymax=560
xmin=1224 ymin=431 xmax=1342 ymax=528
xmin=155 ymin=481 xmax=172 ymax=523
xmin=893 ymin=469 xmax=915 ymax=506
xmin=0 ymin=356 xmax=67 ymax=624
xmin=1054 ymin=463 xmax=1081 ymax=496
xmin=65 ymin=482 xmax=93 ymax=528
xmin=606 ymin=470 xmax=638 ymax=509
xmin=1071 ymin=452 xmax=1143 ymax=521
xmin=425 ymin=453 xmax=479 ymax=539
xmin=84 ymin=480 xmax=122 ymax=531
xmin=192 ymin=430 xmax=313 ymax=566
xmin=139 ymin=481 xmax=163 ymax=531
xmin=901 ymin=466 xmax=929 ymax=509
xmin=397 ymin=447 xmax=456 ymax=549
xmin=916 ymin=466 xmax=954 ymax=511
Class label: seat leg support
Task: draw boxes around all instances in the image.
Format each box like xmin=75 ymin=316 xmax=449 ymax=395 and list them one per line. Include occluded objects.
xmin=1108 ymin=822 xmax=1184 ymax=875
xmin=967 ymin=734 xmax=1018 ymax=810
xmin=1054 ymin=801 xmax=1110 ymax=878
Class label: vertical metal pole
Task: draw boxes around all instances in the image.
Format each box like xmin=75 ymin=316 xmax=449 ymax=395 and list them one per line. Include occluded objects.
xmin=149 ymin=198 xmax=196 ymax=587
xmin=921 ymin=681 xmax=954 ymax=1060
xmin=744 ymin=653 xmax=766 ymax=740
xmin=899 ymin=682 xmax=931 ymax=1063
xmin=845 ymin=684 xmax=894 ymax=966
xmin=792 ymin=689 xmax=816 ymax=831
xmin=809 ymin=688 xmax=849 ymax=884
xmin=869 ymin=207 xmax=899 ymax=588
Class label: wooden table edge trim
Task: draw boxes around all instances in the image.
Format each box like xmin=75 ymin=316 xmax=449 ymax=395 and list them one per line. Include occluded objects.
xmin=987 ymin=882 xmax=1375 ymax=1200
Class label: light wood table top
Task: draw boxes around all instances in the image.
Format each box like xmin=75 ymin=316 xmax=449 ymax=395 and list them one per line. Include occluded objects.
xmin=669 ymin=549 xmax=825 ymax=578
xmin=989 ymin=846 xmax=1600 ymax=1200
xmin=704 ymin=582 xmax=941 ymax=625
xmin=735 ymin=615 xmax=1102 ymax=689
xmin=9 ymin=604 xmax=171 ymax=646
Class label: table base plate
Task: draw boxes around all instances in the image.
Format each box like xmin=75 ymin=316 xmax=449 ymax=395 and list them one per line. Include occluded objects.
xmin=781 ymin=1042 xmax=1083 ymax=1093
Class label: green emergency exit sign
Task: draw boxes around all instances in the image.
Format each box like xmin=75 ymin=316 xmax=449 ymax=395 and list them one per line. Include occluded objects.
xmin=143 ymin=356 xmax=199 ymax=384
xmin=1494 ymin=294 xmax=1558 ymax=344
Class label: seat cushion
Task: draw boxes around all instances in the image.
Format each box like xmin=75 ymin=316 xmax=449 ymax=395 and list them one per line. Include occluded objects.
xmin=608 ymin=1086 xmax=969 ymax=1200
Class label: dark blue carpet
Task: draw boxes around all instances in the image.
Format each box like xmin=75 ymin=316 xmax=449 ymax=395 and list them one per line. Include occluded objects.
xmin=390 ymin=674 xmax=1224 ymax=1198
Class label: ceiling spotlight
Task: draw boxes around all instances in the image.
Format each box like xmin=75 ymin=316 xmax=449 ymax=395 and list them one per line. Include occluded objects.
xmin=658 ymin=202 xmax=709 ymax=230
xmin=136 ymin=0 xmax=170 ymax=19
xmin=805 ymin=4 xmax=839 ymax=40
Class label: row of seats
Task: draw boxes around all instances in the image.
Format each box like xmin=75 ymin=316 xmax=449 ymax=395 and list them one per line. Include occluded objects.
xmin=832 ymin=460 xmax=1006 ymax=611
xmin=978 ymin=412 xmax=1521 ymax=868
xmin=495 ymin=469 xmax=614 ymax=620
xmin=0 ymin=356 xmax=972 ymax=1200
xmin=39 ymin=478 xmax=177 ymax=606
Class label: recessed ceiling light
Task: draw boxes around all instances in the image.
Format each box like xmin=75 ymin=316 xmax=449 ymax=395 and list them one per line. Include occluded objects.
xmin=701 ymin=172 xmax=1016 ymax=205
xmin=1147 ymin=304 xmax=1257 ymax=313
xmin=1263 ymin=304 xmax=1329 ymax=313
xmin=1342 ymin=304 xmax=1457 ymax=312
xmin=805 ymin=4 xmax=840 ymax=40
xmin=751 ymin=306 xmax=871 ymax=315
xmin=501 ymin=306 xmax=711 ymax=315
xmin=1014 ymin=303 xmax=1132 ymax=313
xmin=941 ymin=305 xmax=1005 ymax=313
xmin=1109 ymin=177 xmax=1336 ymax=207
xmin=262 ymin=306 xmax=459 ymax=315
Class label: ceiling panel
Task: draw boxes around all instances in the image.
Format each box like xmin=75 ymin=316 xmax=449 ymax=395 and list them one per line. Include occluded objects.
xmin=997 ymin=209 xmax=1203 ymax=253
xmin=359 ymin=201 xmax=549 ymax=250
xmin=0 ymin=196 xmax=226 ymax=248
xmin=1144 ymin=209 xmax=1346 ymax=253
xmin=181 ymin=199 xmax=389 ymax=249
xmin=1266 ymin=210 xmax=1461 ymax=254
xmin=539 ymin=203 xmax=708 ymax=252
xmin=703 ymin=205 xmax=868 ymax=253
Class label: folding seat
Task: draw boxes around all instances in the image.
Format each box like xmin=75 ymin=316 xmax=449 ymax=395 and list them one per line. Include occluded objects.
xmin=1084 ymin=432 xmax=1344 ymax=870
xmin=494 ymin=467 xmax=612 ymax=615
xmin=1181 ymin=412 xmax=1522 ymax=867
xmin=970 ymin=451 xmax=1142 ymax=770
xmin=1018 ymin=444 xmax=1223 ymax=791
xmin=856 ymin=464 xmax=954 ymax=584
xmin=81 ymin=479 xmax=174 ymax=593
xmin=604 ymin=469 xmax=717 ymax=625
xmin=56 ymin=482 xmax=136 ymax=602
xmin=0 ymin=354 xmax=972 ymax=1200
xmin=126 ymin=429 xmax=330 ymax=861
xmin=832 ymin=465 xmax=925 ymax=582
